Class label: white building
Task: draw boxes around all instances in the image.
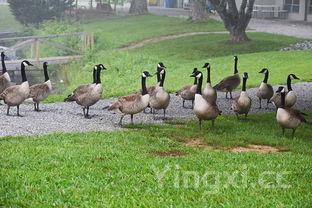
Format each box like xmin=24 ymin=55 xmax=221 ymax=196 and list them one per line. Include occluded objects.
xmin=236 ymin=0 xmax=312 ymax=21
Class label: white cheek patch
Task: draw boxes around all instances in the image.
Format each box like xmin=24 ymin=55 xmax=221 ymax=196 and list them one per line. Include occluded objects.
xmin=157 ymin=64 xmax=161 ymax=68
xmin=23 ymin=62 xmax=28 ymax=67
xmin=142 ymin=72 xmax=146 ymax=78
xmin=196 ymin=73 xmax=201 ymax=78
xmin=94 ymin=66 xmax=97 ymax=70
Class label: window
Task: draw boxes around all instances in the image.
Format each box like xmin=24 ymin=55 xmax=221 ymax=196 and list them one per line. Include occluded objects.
xmin=284 ymin=0 xmax=300 ymax=13
xmin=309 ymin=0 xmax=312 ymax=14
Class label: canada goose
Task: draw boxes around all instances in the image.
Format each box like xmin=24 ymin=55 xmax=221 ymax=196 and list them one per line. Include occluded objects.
xmin=191 ymin=70 xmax=221 ymax=129
xmin=143 ymin=62 xmax=166 ymax=113
xmin=0 ymin=52 xmax=11 ymax=94
xmin=28 ymin=62 xmax=52 ymax=111
xmin=176 ymin=68 xmax=198 ymax=108
xmin=231 ymin=72 xmax=251 ymax=118
xmin=276 ymin=87 xmax=307 ymax=137
xmin=214 ymin=56 xmax=240 ymax=99
xmin=108 ymin=71 xmax=152 ymax=126
xmin=0 ymin=60 xmax=33 ymax=116
xmin=65 ymin=64 xmax=106 ymax=118
xmin=202 ymin=63 xmax=217 ymax=103
xmin=147 ymin=62 xmax=166 ymax=95
xmin=270 ymin=74 xmax=300 ymax=108
xmin=256 ymin=68 xmax=274 ymax=109
xmin=149 ymin=65 xmax=170 ymax=119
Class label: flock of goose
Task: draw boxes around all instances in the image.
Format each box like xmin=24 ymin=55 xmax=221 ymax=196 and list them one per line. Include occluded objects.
xmin=0 ymin=52 xmax=308 ymax=137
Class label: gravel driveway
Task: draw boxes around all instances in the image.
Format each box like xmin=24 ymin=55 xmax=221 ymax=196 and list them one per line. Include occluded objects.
xmin=0 ymin=82 xmax=311 ymax=137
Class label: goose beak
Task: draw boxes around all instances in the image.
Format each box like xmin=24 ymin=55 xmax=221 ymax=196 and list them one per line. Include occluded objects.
xmin=190 ymin=74 xmax=195 ymax=77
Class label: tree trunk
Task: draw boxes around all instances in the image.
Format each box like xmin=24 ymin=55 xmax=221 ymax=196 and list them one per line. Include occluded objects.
xmin=228 ymin=23 xmax=249 ymax=43
xmin=210 ymin=0 xmax=255 ymax=43
xmin=190 ymin=0 xmax=208 ymax=21
xmin=129 ymin=0 xmax=148 ymax=15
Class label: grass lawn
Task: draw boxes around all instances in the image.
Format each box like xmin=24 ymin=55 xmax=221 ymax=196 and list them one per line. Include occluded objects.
xmin=1 ymin=113 xmax=311 ymax=207
xmin=0 ymin=5 xmax=23 ymax=32
xmin=60 ymin=32 xmax=311 ymax=100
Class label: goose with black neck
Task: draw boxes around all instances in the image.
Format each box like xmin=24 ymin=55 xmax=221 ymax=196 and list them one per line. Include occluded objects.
xmin=202 ymin=62 xmax=217 ymax=103
xmin=270 ymin=74 xmax=300 ymax=108
xmin=176 ymin=68 xmax=198 ymax=108
xmin=65 ymin=64 xmax=106 ymax=118
xmin=0 ymin=60 xmax=33 ymax=116
xmin=149 ymin=65 xmax=170 ymax=119
xmin=28 ymin=62 xmax=52 ymax=111
xmin=231 ymin=72 xmax=252 ymax=118
xmin=108 ymin=71 xmax=152 ymax=126
xmin=256 ymin=68 xmax=274 ymax=109
xmin=0 ymin=52 xmax=12 ymax=94
xmin=214 ymin=56 xmax=241 ymax=99
xmin=276 ymin=86 xmax=306 ymax=138
xmin=191 ymin=70 xmax=221 ymax=129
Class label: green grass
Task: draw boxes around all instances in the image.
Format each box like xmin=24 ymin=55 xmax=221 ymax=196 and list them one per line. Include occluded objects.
xmin=81 ymin=14 xmax=225 ymax=49
xmin=31 ymin=15 xmax=311 ymax=102
xmin=0 ymin=5 xmax=23 ymax=32
xmin=62 ymin=32 xmax=310 ymax=100
xmin=1 ymin=113 xmax=312 ymax=207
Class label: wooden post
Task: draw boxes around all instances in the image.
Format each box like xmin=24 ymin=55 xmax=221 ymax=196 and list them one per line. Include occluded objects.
xmin=35 ymin=39 xmax=40 ymax=63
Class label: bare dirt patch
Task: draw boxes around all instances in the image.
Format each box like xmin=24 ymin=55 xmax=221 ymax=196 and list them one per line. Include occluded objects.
xmin=152 ymin=150 xmax=187 ymax=157
xmin=230 ymin=145 xmax=288 ymax=154
xmin=184 ymin=138 xmax=214 ymax=150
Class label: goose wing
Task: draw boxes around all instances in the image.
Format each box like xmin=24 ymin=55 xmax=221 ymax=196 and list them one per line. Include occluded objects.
xmin=29 ymin=83 xmax=50 ymax=99
xmin=108 ymin=94 xmax=139 ymax=111
xmin=287 ymin=108 xmax=307 ymax=123
xmin=214 ymin=74 xmax=240 ymax=91
xmin=0 ymin=85 xmax=19 ymax=100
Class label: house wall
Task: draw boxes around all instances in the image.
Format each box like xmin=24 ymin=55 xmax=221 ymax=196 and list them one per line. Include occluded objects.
xmin=236 ymin=0 xmax=311 ymax=21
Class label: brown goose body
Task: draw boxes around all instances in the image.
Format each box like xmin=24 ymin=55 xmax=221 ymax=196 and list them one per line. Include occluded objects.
xmin=276 ymin=87 xmax=306 ymax=137
xmin=214 ymin=73 xmax=240 ymax=93
xmin=231 ymin=73 xmax=251 ymax=117
xmin=108 ymin=71 xmax=152 ymax=125
xmin=0 ymin=60 xmax=33 ymax=116
xmin=214 ymin=56 xmax=240 ymax=99
xmin=29 ymin=80 xmax=52 ymax=103
xmin=232 ymin=92 xmax=251 ymax=115
xmin=192 ymin=70 xmax=221 ymax=129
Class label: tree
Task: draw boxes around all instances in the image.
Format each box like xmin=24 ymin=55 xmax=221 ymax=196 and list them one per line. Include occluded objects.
xmin=8 ymin=0 xmax=74 ymax=26
xmin=129 ymin=0 xmax=148 ymax=15
xmin=210 ymin=0 xmax=255 ymax=43
xmin=190 ymin=0 xmax=209 ymax=21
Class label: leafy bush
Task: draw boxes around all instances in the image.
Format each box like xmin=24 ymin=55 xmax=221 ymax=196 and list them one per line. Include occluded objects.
xmin=8 ymin=0 xmax=74 ymax=26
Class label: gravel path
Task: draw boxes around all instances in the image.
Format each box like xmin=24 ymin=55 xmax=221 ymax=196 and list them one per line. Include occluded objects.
xmin=0 ymin=82 xmax=311 ymax=137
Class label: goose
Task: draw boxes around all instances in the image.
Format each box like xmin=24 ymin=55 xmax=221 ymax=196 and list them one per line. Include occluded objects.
xmin=0 ymin=60 xmax=33 ymax=116
xmin=270 ymin=74 xmax=300 ymax=108
xmin=108 ymin=71 xmax=152 ymax=126
xmin=276 ymin=87 xmax=307 ymax=137
xmin=176 ymin=68 xmax=198 ymax=108
xmin=0 ymin=52 xmax=11 ymax=94
xmin=202 ymin=63 xmax=217 ymax=103
xmin=65 ymin=64 xmax=106 ymax=118
xmin=214 ymin=56 xmax=240 ymax=99
xmin=143 ymin=62 xmax=166 ymax=113
xmin=191 ymin=70 xmax=221 ymax=129
xmin=231 ymin=72 xmax=251 ymax=118
xmin=149 ymin=65 xmax=170 ymax=119
xmin=256 ymin=68 xmax=273 ymax=109
xmin=28 ymin=62 xmax=52 ymax=111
